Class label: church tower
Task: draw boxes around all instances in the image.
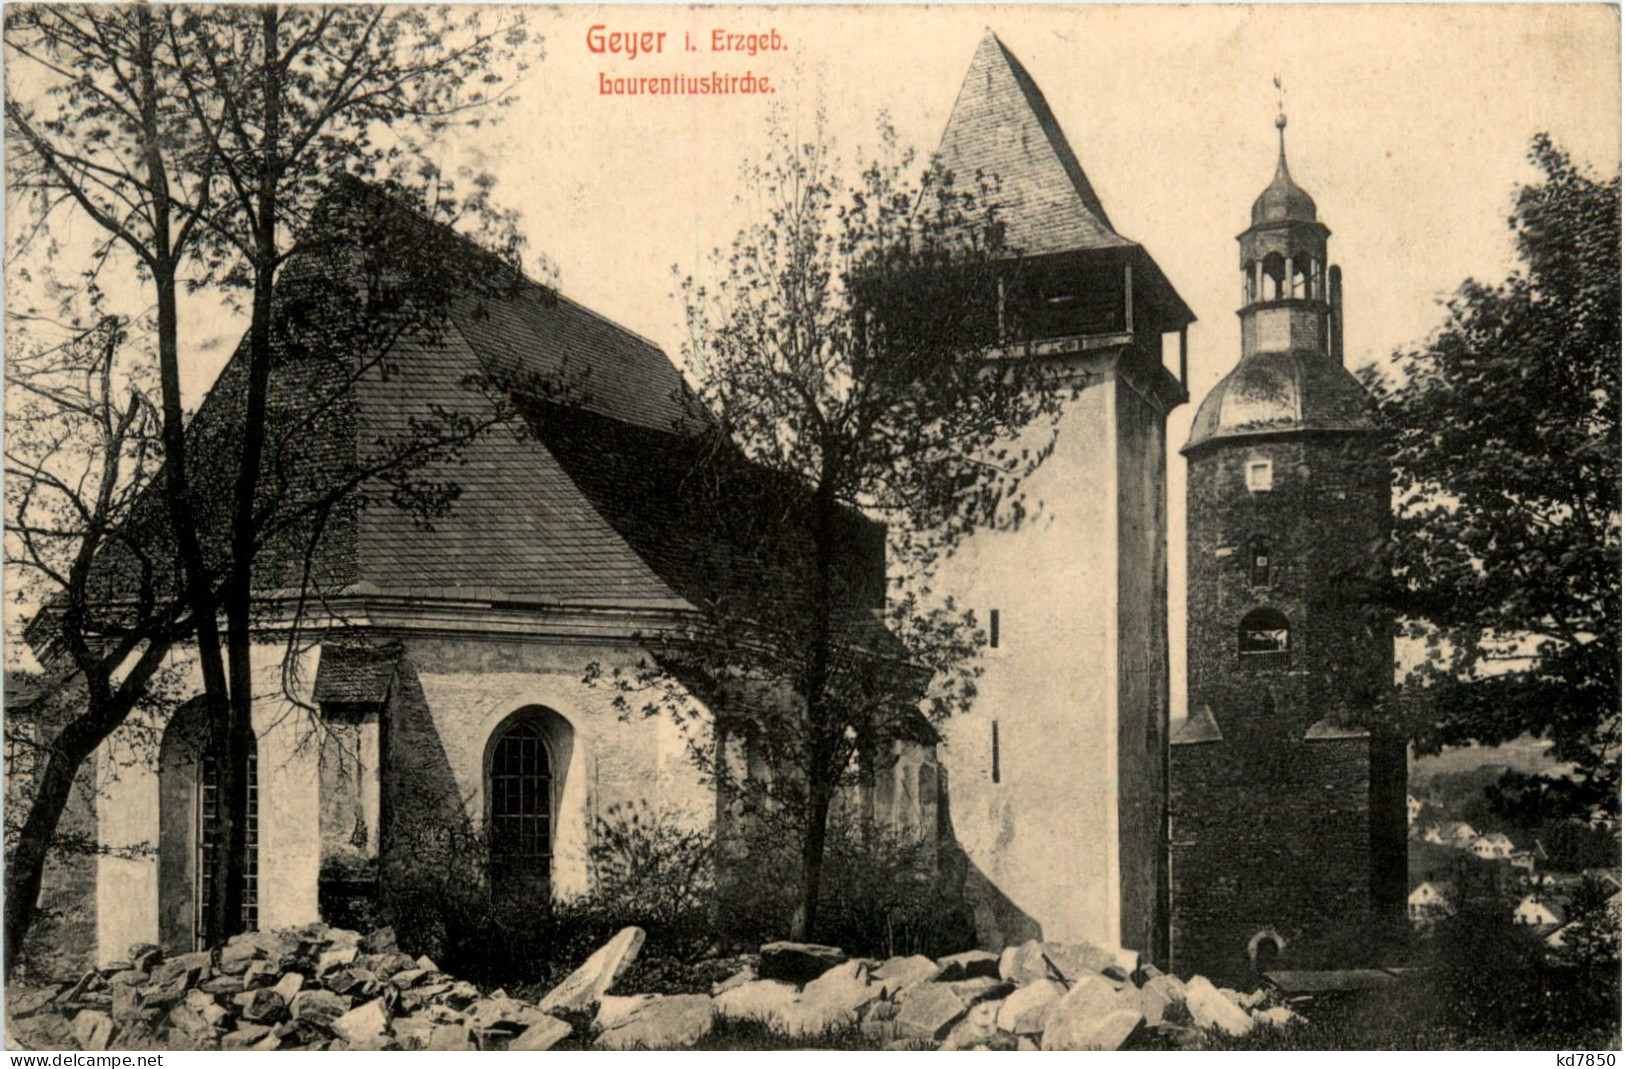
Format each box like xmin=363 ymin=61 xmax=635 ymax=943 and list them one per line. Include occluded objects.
xmin=1169 ymin=113 xmax=1408 ymax=981
xmin=931 ymin=32 xmax=1193 ymax=958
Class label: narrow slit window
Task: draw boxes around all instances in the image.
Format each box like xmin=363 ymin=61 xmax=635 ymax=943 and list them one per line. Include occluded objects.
xmin=1249 ymin=535 xmax=1272 ymax=587
xmin=991 ymin=721 xmax=1001 ymax=784
xmin=989 ymin=609 xmax=1001 ymax=650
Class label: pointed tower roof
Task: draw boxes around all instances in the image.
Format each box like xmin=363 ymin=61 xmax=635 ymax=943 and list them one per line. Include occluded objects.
xmin=937 ymin=31 xmax=1134 ymax=257
xmin=1251 ymin=113 xmax=1318 ymax=226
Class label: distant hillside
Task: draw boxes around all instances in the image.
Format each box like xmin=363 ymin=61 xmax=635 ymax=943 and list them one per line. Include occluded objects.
xmin=1412 ymin=736 xmax=1571 ymax=788
xmin=1410 ymin=738 xmax=1615 ymax=873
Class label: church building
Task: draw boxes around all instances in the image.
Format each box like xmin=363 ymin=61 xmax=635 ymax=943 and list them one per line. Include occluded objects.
xmin=77 ymin=178 xmax=923 ymax=961
xmin=1169 ymin=113 xmax=1408 ymax=982
xmin=39 ymin=32 xmax=1403 ymax=978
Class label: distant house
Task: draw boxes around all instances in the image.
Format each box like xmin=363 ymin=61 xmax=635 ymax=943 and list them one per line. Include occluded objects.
xmin=1513 ymin=894 xmax=1568 ymax=929
xmin=1408 ymin=880 xmax=1456 ymax=925
xmin=1471 ymin=833 xmax=1514 ymax=860
xmin=1545 ymin=921 xmax=1580 ymax=949
xmin=1406 ymin=794 xmax=1423 ymax=824
xmin=1546 ymin=894 xmax=1621 ymax=952
xmin=1510 ymin=851 xmax=1536 ymax=873
xmin=1583 ymin=869 xmax=1622 ymax=892
xmin=1424 ymin=820 xmax=1475 ymax=848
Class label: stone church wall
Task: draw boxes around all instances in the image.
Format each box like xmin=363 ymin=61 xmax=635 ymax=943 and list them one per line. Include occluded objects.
xmin=381 ymin=635 xmax=715 ymax=907
xmin=89 ymin=635 xmax=717 ymax=966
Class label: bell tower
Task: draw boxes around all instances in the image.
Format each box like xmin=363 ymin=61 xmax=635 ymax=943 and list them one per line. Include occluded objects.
xmin=930 ymin=31 xmax=1193 ymax=959
xmin=1169 ymin=111 xmax=1407 ymax=982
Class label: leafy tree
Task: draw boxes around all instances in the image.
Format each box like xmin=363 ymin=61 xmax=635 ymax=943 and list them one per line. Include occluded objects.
xmin=3 ymin=3 xmax=535 ymax=971
xmin=1364 ymin=135 xmax=1621 ymax=821
xmin=2 ymin=319 xmax=193 ymax=978
xmin=596 ymin=113 xmax=1064 ymax=940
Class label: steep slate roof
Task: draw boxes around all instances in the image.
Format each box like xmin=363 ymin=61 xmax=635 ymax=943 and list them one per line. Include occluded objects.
xmin=82 ymin=179 xmax=886 ymax=625
xmin=350 ymin=308 xmax=691 ymax=606
xmin=520 ymin=399 xmax=885 ymax=620
xmin=936 ymin=32 xmax=1193 ymax=328
xmin=312 ymin=643 xmax=402 ymax=704
xmin=1170 ymin=704 xmax=1224 ymax=745
xmin=938 ymin=32 xmax=1131 ymax=256
xmin=3 ymin=670 xmax=45 ymax=714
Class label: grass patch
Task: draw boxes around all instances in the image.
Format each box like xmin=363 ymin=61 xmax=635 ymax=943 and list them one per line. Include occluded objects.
xmin=1207 ymin=966 xmax=1621 ymax=1051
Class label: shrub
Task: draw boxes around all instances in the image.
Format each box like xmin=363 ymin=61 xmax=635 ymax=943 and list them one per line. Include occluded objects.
xmin=380 ymin=801 xmax=722 ymax=986
xmin=380 ymin=796 xmax=972 ymax=984
xmin=717 ymin=804 xmax=970 ymax=958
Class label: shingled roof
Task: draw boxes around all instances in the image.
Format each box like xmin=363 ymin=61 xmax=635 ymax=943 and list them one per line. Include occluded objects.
xmin=1183 ymin=347 xmax=1379 ymax=455
xmin=938 ymin=32 xmax=1131 ymax=257
xmin=78 ymin=178 xmax=886 ymax=629
xmin=936 ymin=32 xmax=1194 ymax=328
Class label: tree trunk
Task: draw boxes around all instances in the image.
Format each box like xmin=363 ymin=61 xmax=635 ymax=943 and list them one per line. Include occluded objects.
xmin=4 ymin=724 xmax=98 ymax=978
xmin=791 ymin=782 xmax=833 ymax=941
xmin=215 ymin=3 xmax=285 ymax=942
xmin=790 ymin=467 xmax=841 ymax=942
xmin=137 ymin=7 xmax=237 ymax=945
xmin=2 ymin=649 xmax=169 ymax=980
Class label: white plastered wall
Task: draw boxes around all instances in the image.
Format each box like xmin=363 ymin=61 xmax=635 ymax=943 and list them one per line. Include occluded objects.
xmin=95 ymin=642 xmax=322 ymax=965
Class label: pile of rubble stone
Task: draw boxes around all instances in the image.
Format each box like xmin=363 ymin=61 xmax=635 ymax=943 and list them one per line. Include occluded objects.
xmin=5 ymin=923 xmax=1302 ymax=1051
xmin=700 ymin=937 xmax=1300 ymax=1051
xmin=5 ymin=924 xmax=607 ymax=1052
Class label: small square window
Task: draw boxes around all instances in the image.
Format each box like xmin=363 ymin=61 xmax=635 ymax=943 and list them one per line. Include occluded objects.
xmin=1245 ymin=459 xmax=1274 ymax=493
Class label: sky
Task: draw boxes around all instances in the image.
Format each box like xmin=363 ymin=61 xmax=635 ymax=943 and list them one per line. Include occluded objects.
xmin=420 ymin=3 xmax=1621 ymax=723
xmin=7 ymin=4 xmax=1621 ymax=723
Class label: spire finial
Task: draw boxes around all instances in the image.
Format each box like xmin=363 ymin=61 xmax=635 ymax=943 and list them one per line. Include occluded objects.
xmin=1273 ymin=76 xmax=1288 ymax=159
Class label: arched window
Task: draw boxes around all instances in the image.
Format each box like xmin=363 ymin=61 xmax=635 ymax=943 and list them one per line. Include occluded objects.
xmin=487 ymin=716 xmax=554 ymax=904
xmin=1290 ymin=258 xmax=1310 ymax=299
xmin=1248 ymin=928 xmax=1286 ymax=971
xmin=918 ymin=763 xmax=938 ymax=817
xmin=159 ymin=701 xmax=259 ymax=951
xmin=1261 ymin=253 xmax=1286 ymax=301
xmin=1238 ymin=607 xmax=1291 ymax=668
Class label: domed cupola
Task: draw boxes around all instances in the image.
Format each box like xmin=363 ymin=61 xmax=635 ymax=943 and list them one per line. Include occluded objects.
xmin=1251 ymin=115 xmax=1318 ymax=225
xmin=1185 ymin=110 xmax=1369 ymax=458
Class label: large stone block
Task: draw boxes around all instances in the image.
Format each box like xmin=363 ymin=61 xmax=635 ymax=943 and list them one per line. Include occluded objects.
xmin=757 ymin=941 xmax=846 ymax=985
xmin=994 ymin=979 xmax=1065 ymax=1035
xmin=1040 ymin=975 xmax=1138 ymax=1050
xmin=595 ymin=994 xmax=713 ymax=1050
xmin=1184 ymin=976 xmax=1253 ymax=1037
xmin=893 ymin=983 xmax=968 ymax=1042
xmin=538 ymin=926 xmax=645 ymax=1014
xmin=713 ymin=978 xmax=799 ymax=1024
